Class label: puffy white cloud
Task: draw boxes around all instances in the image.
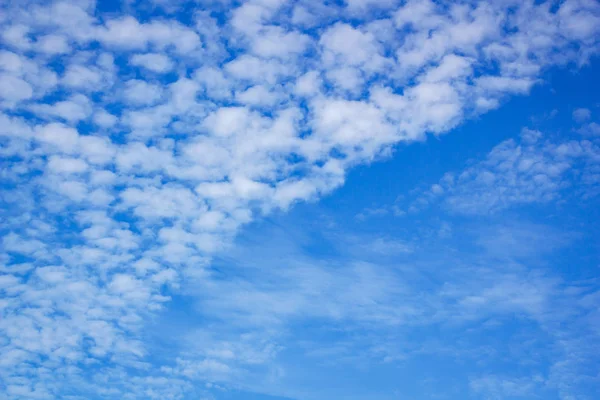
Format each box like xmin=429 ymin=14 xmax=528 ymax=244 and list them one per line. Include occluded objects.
xmin=79 ymin=135 xmax=116 ymax=164
xmin=93 ymin=109 xmax=118 ymax=128
xmin=193 ymin=66 xmax=233 ymax=100
xmin=35 ymin=122 xmax=80 ymax=153
xmin=578 ymin=122 xmax=600 ymax=136
xmin=320 ymin=23 xmax=387 ymax=69
xmin=61 ymin=64 xmax=104 ymax=91
xmin=235 ymin=84 xmax=282 ymax=107
xmin=130 ymin=52 xmax=174 ymax=73
xmin=46 ymin=156 xmax=88 ymax=174
xmin=294 ymin=70 xmax=321 ymax=97
xmin=0 ymin=73 xmax=33 ymax=104
xmin=573 ymin=107 xmax=592 ymax=123
xmin=29 ymin=94 xmax=92 ymax=122
xmin=1 ymin=24 xmax=32 ymax=50
xmin=35 ymin=34 xmax=70 ymax=55
xmin=224 ymin=55 xmax=293 ymax=85
xmin=123 ymin=79 xmax=164 ymax=106
xmin=100 ymin=16 xmax=201 ymax=53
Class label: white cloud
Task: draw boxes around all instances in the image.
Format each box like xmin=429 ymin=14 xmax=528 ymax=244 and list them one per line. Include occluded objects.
xmin=294 ymin=70 xmax=321 ymax=97
xmin=130 ymin=52 xmax=174 ymax=73
xmin=578 ymin=122 xmax=600 ymax=136
xmin=1 ymin=24 xmax=32 ymax=50
xmin=79 ymin=135 xmax=116 ymax=164
xmin=93 ymin=109 xmax=118 ymax=128
xmin=46 ymin=156 xmax=88 ymax=174
xmin=235 ymin=85 xmax=282 ymax=108
xmin=320 ymin=23 xmax=386 ymax=69
xmin=61 ymin=64 xmax=103 ymax=91
xmin=476 ymin=75 xmax=536 ymax=95
xmin=0 ymin=73 xmax=33 ymax=104
xmin=248 ymin=26 xmax=311 ymax=59
xmin=36 ymin=34 xmax=70 ymax=55
xmin=193 ymin=67 xmax=233 ymax=100
xmin=401 ymin=128 xmax=600 ymax=215
xmin=573 ymin=107 xmax=592 ymax=123
xmin=29 ymin=94 xmax=92 ymax=122
xmin=123 ymin=79 xmax=164 ymax=106
xmin=100 ymin=16 xmax=201 ymax=53
xmin=224 ymin=55 xmax=292 ymax=85
xmin=35 ymin=122 xmax=80 ymax=153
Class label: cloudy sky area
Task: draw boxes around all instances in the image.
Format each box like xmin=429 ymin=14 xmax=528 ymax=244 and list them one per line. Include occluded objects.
xmin=1 ymin=0 xmax=599 ymax=399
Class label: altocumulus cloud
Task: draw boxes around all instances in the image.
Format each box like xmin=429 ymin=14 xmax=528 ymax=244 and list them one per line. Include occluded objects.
xmin=0 ymin=0 xmax=600 ymax=399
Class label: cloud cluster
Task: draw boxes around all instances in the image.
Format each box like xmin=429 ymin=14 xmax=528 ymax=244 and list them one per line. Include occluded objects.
xmin=1 ymin=0 xmax=600 ymax=398
xmin=401 ymin=126 xmax=600 ymax=215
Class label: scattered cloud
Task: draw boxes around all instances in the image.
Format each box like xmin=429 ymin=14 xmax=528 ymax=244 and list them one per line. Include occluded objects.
xmin=573 ymin=107 xmax=592 ymax=123
xmin=399 ymin=128 xmax=600 ymax=215
xmin=1 ymin=0 xmax=600 ymax=399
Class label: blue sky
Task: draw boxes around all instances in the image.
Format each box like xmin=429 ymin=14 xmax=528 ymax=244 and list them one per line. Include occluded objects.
xmin=1 ymin=1 xmax=600 ymax=399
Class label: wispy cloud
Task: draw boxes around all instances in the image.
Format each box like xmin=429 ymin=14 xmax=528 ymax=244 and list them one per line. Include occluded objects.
xmin=395 ymin=127 xmax=600 ymax=215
